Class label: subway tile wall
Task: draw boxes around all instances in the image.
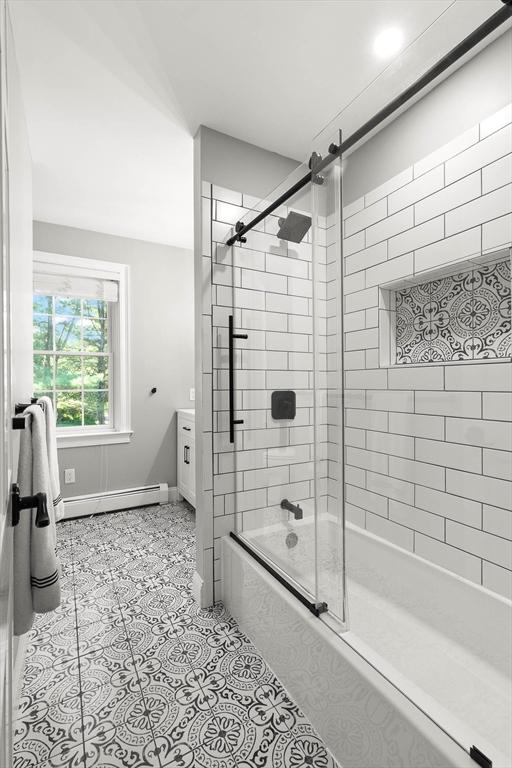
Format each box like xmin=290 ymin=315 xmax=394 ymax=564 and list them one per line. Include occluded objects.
xmin=343 ymin=103 xmax=512 ymax=599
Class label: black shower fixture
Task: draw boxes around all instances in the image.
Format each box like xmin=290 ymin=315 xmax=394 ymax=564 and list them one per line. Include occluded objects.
xmin=277 ymin=211 xmax=312 ymax=243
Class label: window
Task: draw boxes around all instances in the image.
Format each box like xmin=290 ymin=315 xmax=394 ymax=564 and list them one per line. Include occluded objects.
xmin=33 ymin=252 xmax=131 ymax=447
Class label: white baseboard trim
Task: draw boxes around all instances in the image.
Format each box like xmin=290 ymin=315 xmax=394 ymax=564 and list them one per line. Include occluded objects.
xmin=62 ymin=483 xmax=169 ymax=519
xmin=168 ymin=486 xmax=180 ymax=503
xmin=192 ymin=570 xmax=208 ymax=608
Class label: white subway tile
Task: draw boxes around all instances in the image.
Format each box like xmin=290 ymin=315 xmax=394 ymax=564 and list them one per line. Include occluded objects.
xmin=344 ymin=271 xmax=366 ymax=295
xmin=345 ymin=427 xmax=366 ymax=449
xmin=343 ymin=195 xmax=365 ymax=220
xmin=344 ymin=231 xmax=365 ymax=257
xmin=345 ymin=408 xmax=388 ymax=432
xmin=242 ymin=390 xmax=270 ymax=410
xmin=346 ymin=484 xmax=387 ymax=517
xmin=483 ymin=392 xmax=512 ymax=422
xmin=216 ymin=201 xmax=249 ymax=225
xmin=266 ymin=370 xmax=309 ymax=390
xmin=365 ymin=308 xmax=378 ymax=328
xmin=416 ymin=438 xmax=481 ymax=473
xmin=344 ymin=310 xmax=366 ymax=333
xmin=212 ymin=220 xmax=233 ymax=244
xmin=482 ymin=153 xmax=512 ymax=194
xmin=415 ymin=391 xmax=481 ymax=418
xmin=288 ymin=352 xmax=313 ymax=370
xmin=243 ymin=229 xmax=287 ymax=255
xmin=266 ymin=331 xmax=308 ymax=352
xmin=445 ymin=184 xmax=512 ymax=237
xmin=388 ymin=216 xmax=444 ymax=259
xmin=268 ymin=444 xmax=310 ymax=467
xmin=288 ymin=315 xmax=313 ymax=335
xmin=366 ymin=512 xmax=414 ymax=550
xmin=266 ymin=253 xmax=309 ymax=280
xmin=241 ymin=308 xmax=287 ymax=332
xmin=416 ymin=485 xmax=481 ymax=528
xmin=345 ymin=198 xmax=387 ymax=237
xmin=389 ymin=412 xmax=444 ymax=440
xmin=389 ymin=500 xmax=444 ymax=540
xmin=445 ymin=124 xmax=512 ymax=184
xmin=267 ymin=480 xmax=311 ymax=506
xmin=446 ymin=417 xmax=511 ymax=451
xmin=288 ymin=277 xmax=312 ymax=298
xmin=483 ymin=448 xmax=512 ymax=481
xmin=367 ymin=470 xmax=414 ymax=505
xmin=232 ymin=246 xmax=265 ymax=271
xmin=346 ymin=502 xmax=366 ymax=527
xmin=414 ymin=534 xmax=481 ymax=584
xmin=214 ymin=472 xmax=242 ymax=495
xmin=290 ymin=462 xmax=314 ymax=483
xmin=345 ymin=465 xmax=366 ymax=488
xmin=366 ymin=389 xmax=414 ymax=413
xmin=365 ymin=167 xmax=413 ymax=206
xmin=414 ymin=227 xmax=481 ymax=274
xmin=243 ymin=465 xmax=289 ymax=491
xmin=388 ymin=166 xmax=444 ymax=215
xmin=482 ymin=213 xmax=512 ymax=252
xmin=217 ymin=286 xmax=263 ymax=311
xmin=241 ymin=349 xmax=287 ymax=370
xmin=345 ymin=328 xmax=379 ymax=352
xmin=288 ymin=425 xmax=314 ymax=445
xmin=388 ymin=366 xmax=443 ymax=390
xmin=344 ymin=351 xmax=366 ymax=370
xmin=222 ymin=449 xmax=266 ymax=473
xmin=365 ymin=253 xmax=414 ymax=288
xmin=345 ymin=242 xmax=388 ymax=276
xmin=347 ymin=447 xmax=388 ymax=475
xmin=480 ymin=103 xmax=512 ymax=139
xmin=446 ymin=520 xmax=512 ymax=569
xmin=288 ymin=241 xmax=312 ymax=261
xmin=234 ymin=488 xmax=268 ymax=512
xmin=445 ymin=362 xmax=511 ymax=392
xmin=415 ymin=172 xmax=481 ymax=225
xmin=482 ymin=561 xmax=512 ymax=600
xmin=344 ymin=286 xmax=379 ymax=313
xmin=366 ymin=430 xmax=414 ymax=459
xmin=241 ymin=269 xmax=287 ymax=294
xmin=212 ymin=185 xmax=242 ymax=205
xmin=345 ymin=368 xmax=388 ymax=390
xmin=243 ymin=428 xmax=289 ymax=451
xmin=447 ymin=469 xmax=512 ymax=510
xmin=389 ymin=456 xmax=445 ymax=492
xmin=266 ymin=293 xmax=308 ymax=316
xmin=414 ymin=126 xmax=479 ymax=178
xmin=366 ymin=207 xmax=414 ymax=248
xmin=483 ymin=504 xmax=512 ymax=540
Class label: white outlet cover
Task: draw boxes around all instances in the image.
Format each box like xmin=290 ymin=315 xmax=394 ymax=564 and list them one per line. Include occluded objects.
xmin=64 ymin=468 xmax=76 ymax=484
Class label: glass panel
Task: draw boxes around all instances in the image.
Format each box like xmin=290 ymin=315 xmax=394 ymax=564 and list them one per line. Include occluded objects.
xmin=83 ymin=318 xmax=108 ymax=352
xmin=55 ymin=317 xmax=81 ymax=351
xmin=83 ymin=356 xmax=109 ymax=390
xmin=55 ymin=296 xmax=81 ymax=316
xmin=56 ymin=391 xmax=82 ymax=426
xmin=33 ymin=354 xmax=54 ymax=390
xmin=33 ymin=295 xmax=52 ymax=314
xmin=84 ymin=391 xmax=109 ymax=426
xmin=83 ymin=298 xmax=107 ymax=319
xmin=33 ymin=314 xmax=53 ymax=351
xmin=55 ymin=355 xmax=82 ymax=390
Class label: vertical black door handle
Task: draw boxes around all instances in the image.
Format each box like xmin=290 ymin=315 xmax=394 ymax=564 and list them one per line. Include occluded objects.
xmin=229 ymin=315 xmax=248 ymax=443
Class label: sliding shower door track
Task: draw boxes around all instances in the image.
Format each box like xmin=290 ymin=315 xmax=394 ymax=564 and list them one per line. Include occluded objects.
xmin=229 ymin=532 xmax=328 ymax=618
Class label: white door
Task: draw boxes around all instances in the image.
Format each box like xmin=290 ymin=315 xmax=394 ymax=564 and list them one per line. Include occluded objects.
xmin=0 ymin=2 xmax=34 ymax=762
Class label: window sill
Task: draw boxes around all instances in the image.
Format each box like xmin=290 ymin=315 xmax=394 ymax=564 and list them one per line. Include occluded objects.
xmin=56 ymin=430 xmax=133 ymax=449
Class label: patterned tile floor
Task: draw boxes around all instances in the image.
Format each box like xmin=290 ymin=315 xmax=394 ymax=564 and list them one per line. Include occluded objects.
xmin=14 ymin=502 xmax=339 ymax=768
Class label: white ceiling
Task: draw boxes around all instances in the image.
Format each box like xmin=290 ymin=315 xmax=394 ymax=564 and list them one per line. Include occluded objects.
xmin=9 ymin=0 xmax=504 ymax=249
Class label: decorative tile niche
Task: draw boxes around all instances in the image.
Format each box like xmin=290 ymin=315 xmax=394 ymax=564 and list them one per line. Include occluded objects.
xmin=394 ymin=257 xmax=511 ymax=365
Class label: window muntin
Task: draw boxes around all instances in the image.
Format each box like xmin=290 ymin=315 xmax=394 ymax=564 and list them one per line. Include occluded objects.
xmin=33 ymin=294 xmax=112 ymax=429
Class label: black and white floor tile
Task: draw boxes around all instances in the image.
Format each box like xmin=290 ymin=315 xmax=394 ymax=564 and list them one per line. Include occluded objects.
xmin=14 ymin=502 xmax=339 ymax=768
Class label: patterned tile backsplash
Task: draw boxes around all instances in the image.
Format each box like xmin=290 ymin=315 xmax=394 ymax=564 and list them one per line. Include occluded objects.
xmin=396 ymin=258 xmax=511 ymax=364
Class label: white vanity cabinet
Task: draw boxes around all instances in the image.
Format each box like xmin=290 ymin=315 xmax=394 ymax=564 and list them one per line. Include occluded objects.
xmin=177 ymin=409 xmax=195 ymax=507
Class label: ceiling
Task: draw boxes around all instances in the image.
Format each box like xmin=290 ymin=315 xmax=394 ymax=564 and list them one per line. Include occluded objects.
xmin=9 ymin=0 xmax=504 ymax=249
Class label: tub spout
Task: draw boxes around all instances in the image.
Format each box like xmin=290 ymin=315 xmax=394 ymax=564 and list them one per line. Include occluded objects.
xmin=281 ymin=498 xmax=303 ymax=520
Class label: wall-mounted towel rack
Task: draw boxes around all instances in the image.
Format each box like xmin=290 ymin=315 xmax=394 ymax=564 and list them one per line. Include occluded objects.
xmin=11 ymin=483 xmax=50 ymax=527
xmin=12 ymin=398 xmax=44 ymax=430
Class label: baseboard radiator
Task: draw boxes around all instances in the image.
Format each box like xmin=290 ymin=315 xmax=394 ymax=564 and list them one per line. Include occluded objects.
xmin=62 ymin=483 xmax=175 ymax=519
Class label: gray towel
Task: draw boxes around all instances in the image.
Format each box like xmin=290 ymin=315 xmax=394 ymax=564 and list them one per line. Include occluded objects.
xmin=14 ymin=405 xmax=61 ymax=636
xmin=37 ymin=396 xmax=65 ymax=522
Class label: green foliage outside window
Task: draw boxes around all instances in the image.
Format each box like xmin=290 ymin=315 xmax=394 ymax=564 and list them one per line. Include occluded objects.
xmin=33 ymin=295 xmax=111 ymax=428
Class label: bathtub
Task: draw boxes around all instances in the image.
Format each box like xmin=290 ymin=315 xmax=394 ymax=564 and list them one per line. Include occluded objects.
xmin=221 ymin=520 xmax=511 ymax=768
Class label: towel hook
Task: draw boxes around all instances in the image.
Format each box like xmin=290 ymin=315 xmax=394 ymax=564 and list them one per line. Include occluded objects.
xmin=11 ymin=484 xmax=50 ymax=528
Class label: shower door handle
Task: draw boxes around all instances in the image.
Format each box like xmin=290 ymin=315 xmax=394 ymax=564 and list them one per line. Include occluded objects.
xmin=229 ymin=315 xmax=247 ymax=443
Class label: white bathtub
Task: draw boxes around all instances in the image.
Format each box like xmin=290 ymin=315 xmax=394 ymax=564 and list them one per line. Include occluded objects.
xmin=221 ymin=521 xmax=512 ymax=768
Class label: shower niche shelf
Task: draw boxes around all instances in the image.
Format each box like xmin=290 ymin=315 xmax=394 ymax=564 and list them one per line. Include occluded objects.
xmin=378 ymin=253 xmax=511 ymax=367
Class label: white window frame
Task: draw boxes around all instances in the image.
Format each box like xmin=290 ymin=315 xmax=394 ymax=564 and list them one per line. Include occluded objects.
xmin=33 ymin=251 xmax=132 ymax=448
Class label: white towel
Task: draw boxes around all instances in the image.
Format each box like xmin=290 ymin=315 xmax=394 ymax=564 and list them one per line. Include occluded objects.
xmin=14 ymin=405 xmax=61 ymax=636
xmin=37 ymin=396 xmax=65 ymax=522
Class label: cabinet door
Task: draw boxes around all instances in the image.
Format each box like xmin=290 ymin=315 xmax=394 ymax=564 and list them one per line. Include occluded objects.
xmin=186 ymin=439 xmax=196 ymax=505
xmin=178 ymin=430 xmax=190 ymax=494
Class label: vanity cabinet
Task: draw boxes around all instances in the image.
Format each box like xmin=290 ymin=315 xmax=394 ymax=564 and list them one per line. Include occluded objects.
xmin=177 ymin=409 xmax=195 ymax=507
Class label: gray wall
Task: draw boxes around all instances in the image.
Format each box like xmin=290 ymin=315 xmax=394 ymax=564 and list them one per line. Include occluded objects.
xmin=33 ymin=221 xmax=194 ymax=497
xmin=344 ymin=29 xmax=512 ymax=204
xmin=198 ymin=125 xmax=301 ymax=199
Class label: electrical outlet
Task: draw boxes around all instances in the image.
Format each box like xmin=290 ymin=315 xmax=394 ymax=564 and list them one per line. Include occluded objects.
xmin=64 ymin=468 xmax=75 ymax=484
xmin=189 ymin=388 xmax=195 ymax=402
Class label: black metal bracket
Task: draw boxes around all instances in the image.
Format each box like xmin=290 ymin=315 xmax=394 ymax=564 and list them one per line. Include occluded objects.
xmin=470 ymin=746 xmax=492 ymax=768
xmin=233 ymin=221 xmax=247 ymax=244
xmin=230 ymin=532 xmax=329 ymax=618
xmin=11 ymin=484 xmax=50 ymax=528
xmin=12 ymin=399 xmax=44 ymax=430
xmin=228 ymin=315 xmax=247 ymax=443
xmin=309 ymin=152 xmax=325 ymax=185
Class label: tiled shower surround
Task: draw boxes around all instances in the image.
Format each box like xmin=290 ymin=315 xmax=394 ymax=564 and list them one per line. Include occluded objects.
xmin=198 ymin=102 xmax=511 ymax=605
xmin=343 ymin=102 xmax=512 ymax=598
xmin=395 ymin=259 xmax=511 ymax=363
